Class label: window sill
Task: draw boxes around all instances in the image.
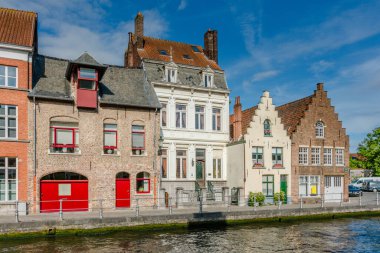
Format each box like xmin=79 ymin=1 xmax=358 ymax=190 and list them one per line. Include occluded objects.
xmin=101 ymin=153 xmax=120 ymax=157
xmin=130 ymin=154 xmax=148 ymax=157
xmin=0 ymin=86 xmax=28 ymax=92
xmin=0 ymin=139 xmax=29 ymax=143
xmin=48 ymin=151 xmax=82 ymax=156
xmin=272 ymin=167 xmax=285 ymax=169
xmin=135 ymin=192 xmax=153 ymax=196
xmin=299 ymin=195 xmax=320 ymax=198
xmin=252 ymin=166 xmax=266 ymax=169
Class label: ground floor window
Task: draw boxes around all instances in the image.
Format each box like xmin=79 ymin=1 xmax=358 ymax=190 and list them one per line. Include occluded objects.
xmin=262 ymin=175 xmax=274 ymax=197
xmin=299 ymin=175 xmax=320 ymax=197
xmin=213 ymin=158 xmax=222 ymax=179
xmin=0 ymin=157 xmax=17 ymax=201
xmin=176 ymin=150 xmax=187 ymax=179
xmin=136 ymin=172 xmax=150 ymax=193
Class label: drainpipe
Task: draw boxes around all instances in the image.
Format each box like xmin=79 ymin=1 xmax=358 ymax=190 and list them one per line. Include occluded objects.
xmin=33 ymin=96 xmax=36 ymax=176
xmin=153 ymin=108 xmax=158 ymax=207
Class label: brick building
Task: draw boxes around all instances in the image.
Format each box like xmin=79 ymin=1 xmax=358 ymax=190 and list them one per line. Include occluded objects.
xmin=125 ymin=13 xmax=230 ymax=205
xmin=28 ymin=53 xmax=161 ymax=213
xmin=277 ymin=83 xmax=350 ymax=203
xmin=0 ymin=8 xmax=37 ymax=213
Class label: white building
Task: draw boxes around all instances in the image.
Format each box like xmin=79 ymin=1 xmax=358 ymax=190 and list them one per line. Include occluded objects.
xmin=125 ymin=13 xmax=230 ymax=203
xmin=228 ymin=91 xmax=292 ymax=203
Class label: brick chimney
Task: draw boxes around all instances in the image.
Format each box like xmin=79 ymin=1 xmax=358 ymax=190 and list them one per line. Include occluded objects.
xmin=232 ymin=96 xmax=242 ymax=141
xmin=204 ymin=29 xmax=218 ymax=63
xmin=135 ymin=12 xmax=144 ymax=48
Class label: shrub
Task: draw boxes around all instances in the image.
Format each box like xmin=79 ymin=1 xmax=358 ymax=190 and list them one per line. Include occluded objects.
xmin=248 ymin=192 xmax=265 ymax=206
xmin=273 ymin=191 xmax=286 ymax=203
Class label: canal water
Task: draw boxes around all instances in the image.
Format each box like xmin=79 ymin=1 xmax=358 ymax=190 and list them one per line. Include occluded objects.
xmin=1 ymin=218 xmax=380 ymax=252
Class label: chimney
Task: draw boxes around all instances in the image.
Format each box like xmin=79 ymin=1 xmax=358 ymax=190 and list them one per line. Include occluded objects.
xmin=204 ymin=29 xmax=218 ymax=63
xmin=317 ymin=82 xmax=324 ymax=91
xmin=135 ymin=12 xmax=144 ymax=48
xmin=233 ymin=96 xmax=242 ymax=141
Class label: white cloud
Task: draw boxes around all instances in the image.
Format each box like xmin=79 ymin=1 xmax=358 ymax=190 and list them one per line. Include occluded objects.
xmin=178 ymin=0 xmax=187 ymax=10
xmin=0 ymin=0 xmax=169 ymax=65
xmin=309 ymin=60 xmax=334 ymax=75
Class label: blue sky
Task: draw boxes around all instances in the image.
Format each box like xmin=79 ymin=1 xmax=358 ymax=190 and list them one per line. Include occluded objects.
xmin=1 ymin=0 xmax=380 ymax=151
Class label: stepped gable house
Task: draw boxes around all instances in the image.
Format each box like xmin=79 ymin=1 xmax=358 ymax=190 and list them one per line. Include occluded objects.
xmin=277 ymin=83 xmax=350 ymax=203
xmin=0 ymin=8 xmax=37 ymax=214
xmin=28 ymin=53 xmax=161 ymax=213
xmin=228 ymin=91 xmax=292 ymax=204
xmin=125 ymin=12 xmax=230 ymax=205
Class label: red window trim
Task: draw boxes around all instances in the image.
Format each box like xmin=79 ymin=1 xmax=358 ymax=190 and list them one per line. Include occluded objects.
xmin=103 ymin=129 xmax=118 ymax=150
xmin=77 ymin=68 xmax=98 ymax=90
xmin=136 ymin=178 xmax=150 ymax=193
xmin=132 ymin=127 xmax=145 ymax=151
xmin=51 ymin=127 xmax=78 ymax=148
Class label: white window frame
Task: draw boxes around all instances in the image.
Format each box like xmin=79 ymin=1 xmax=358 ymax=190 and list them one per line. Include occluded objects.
xmin=213 ymin=158 xmax=222 ymax=179
xmin=0 ymin=105 xmax=17 ymax=140
xmin=315 ymin=121 xmax=324 ymax=138
xmin=203 ymin=73 xmax=213 ymax=87
xmin=161 ymin=149 xmax=168 ymax=179
xmin=335 ymin=148 xmax=344 ymax=166
xmin=323 ymin=148 xmax=332 ymax=166
xmin=195 ymin=105 xmax=205 ymax=130
xmin=0 ymin=65 xmax=18 ymax=88
xmin=299 ymin=175 xmax=320 ymax=197
xmin=176 ymin=150 xmax=187 ymax=179
xmin=212 ymin=108 xmax=221 ymax=131
xmin=299 ymin=147 xmax=308 ymax=165
xmin=0 ymin=157 xmax=18 ymax=202
xmin=311 ymin=147 xmax=321 ymax=165
xmin=175 ymin=104 xmax=187 ymax=129
xmin=160 ymin=103 xmax=167 ymax=127
xmin=165 ymin=67 xmax=177 ymax=83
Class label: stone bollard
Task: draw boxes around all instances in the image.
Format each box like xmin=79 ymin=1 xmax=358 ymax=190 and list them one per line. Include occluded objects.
xmin=15 ymin=201 xmax=19 ymax=223
xmin=359 ymin=194 xmax=362 ymax=206
xmin=99 ymin=199 xmax=103 ymax=220
xmin=159 ymin=188 xmax=166 ymax=208
xmin=222 ymin=187 xmax=229 ymax=205
xmin=321 ymin=195 xmax=324 ymax=208
xmin=340 ymin=193 xmax=343 ymax=207
xmin=135 ymin=198 xmax=140 ymax=217
xmin=237 ymin=187 xmax=245 ymax=207
xmin=59 ymin=199 xmax=64 ymax=221
xmin=169 ymin=197 xmax=173 ymax=214
xmin=199 ymin=193 xmax=203 ymax=214
xmin=300 ymin=195 xmax=303 ymax=209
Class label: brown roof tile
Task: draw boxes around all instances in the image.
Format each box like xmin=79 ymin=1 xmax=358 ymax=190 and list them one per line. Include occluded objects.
xmin=277 ymin=95 xmax=314 ymax=136
xmin=241 ymin=106 xmax=257 ymax=136
xmin=137 ymin=35 xmax=221 ymax=70
xmin=0 ymin=8 xmax=37 ymax=47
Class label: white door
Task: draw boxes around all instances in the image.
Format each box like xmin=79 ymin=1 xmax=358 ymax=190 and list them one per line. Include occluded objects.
xmin=324 ymin=176 xmax=343 ymax=202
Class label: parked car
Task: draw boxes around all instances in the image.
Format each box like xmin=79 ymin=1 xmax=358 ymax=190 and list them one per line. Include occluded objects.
xmin=348 ymin=185 xmax=362 ymax=197
xmin=362 ymin=181 xmax=380 ymax=192
xmin=351 ymin=177 xmax=380 ymax=188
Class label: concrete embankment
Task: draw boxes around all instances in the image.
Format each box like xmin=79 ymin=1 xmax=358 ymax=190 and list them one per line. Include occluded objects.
xmin=1 ymin=205 xmax=380 ymax=239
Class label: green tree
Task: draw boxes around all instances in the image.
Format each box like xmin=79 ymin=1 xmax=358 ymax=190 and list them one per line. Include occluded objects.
xmin=353 ymin=127 xmax=380 ymax=176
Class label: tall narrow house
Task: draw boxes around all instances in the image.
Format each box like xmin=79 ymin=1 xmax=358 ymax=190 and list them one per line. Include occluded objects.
xmin=0 ymin=8 xmax=37 ymax=213
xmin=126 ymin=13 xmax=230 ymax=204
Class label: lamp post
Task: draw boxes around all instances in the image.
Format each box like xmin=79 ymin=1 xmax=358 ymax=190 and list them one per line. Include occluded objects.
xmin=158 ymin=136 xmax=164 ymax=156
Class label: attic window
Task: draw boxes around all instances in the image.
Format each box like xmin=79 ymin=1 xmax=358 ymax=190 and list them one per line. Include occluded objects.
xmin=191 ymin=46 xmax=200 ymax=52
xmin=78 ymin=68 xmax=98 ymax=90
xmin=183 ymin=54 xmax=191 ymax=59
xmin=159 ymin=50 xmax=168 ymax=56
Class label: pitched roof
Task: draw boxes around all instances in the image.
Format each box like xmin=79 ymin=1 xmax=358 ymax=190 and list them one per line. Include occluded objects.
xmin=30 ymin=55 xmax=161 ymax=109
xmin=71 ymin=52 xmax=104 ymax=67
xmin=0 ymin=8 xmax=37 ymax=47
xmin=276 ymin=95 xmax=314 ymax=136
xmin=241 ymin=106 xmax=257 ymax=136
xmin=137 ymin=35 xmax=221 ymax=70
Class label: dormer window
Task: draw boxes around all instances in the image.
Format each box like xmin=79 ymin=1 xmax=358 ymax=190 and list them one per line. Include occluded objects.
xmin=165 ymin=63 xmax=178 ymax=83
xmin=202 ymin=67 xmax=214 ymax=88
xmin=191 ymin=46 xmax=200 ymax=52
xmin=78 ymin=68 xmax=98 ymax=90
xmin=159 ymin=50 xmax=168 ymax=56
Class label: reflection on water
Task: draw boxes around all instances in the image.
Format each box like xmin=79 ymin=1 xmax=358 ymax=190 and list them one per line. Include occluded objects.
xmin=1 ymin=218 xmax=380 ymax=252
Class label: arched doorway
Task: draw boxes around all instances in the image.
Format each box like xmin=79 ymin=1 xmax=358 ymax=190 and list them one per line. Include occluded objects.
xmin=115 ymin=172 xmax=130 ymax=208
xmin=40 ymin=172 xmax=88 ymax=213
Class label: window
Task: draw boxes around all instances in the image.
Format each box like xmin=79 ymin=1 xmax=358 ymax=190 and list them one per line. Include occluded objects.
xmin=252 ymin=147 xmax=264 ymax=167
xmin=176 ymin=150 xmax=187 ymax=179
xmin=212 ymin=108 xmax=221 ymax=131
xmin=311 ymin=147 xmax=321 ymax=165
xmin=0 ymin=105 xmax=17 ymax=139
xmin=213 ymin=150 xmax=223 ymax=179
xmin=132 ymin=125 xmax=145 ymax=155
xmin=299 ymin=147 xmax=308 ymax=165
xmin=165 ymin=68 xmax=177 ymax=83
xmin=299 ymin=175 xmax=320 ymax=197
xmin=0 ymin=157 xmax=17 ymax=201
xmin=78 ymin=67 xmax=97 ymax=90
xmin=264 ymin=119 xmax=271 ymax=137
xmin=161 ymin=149 xmax=168 ymax=179
xmin=191 ymin=45 xmax=200 ymax=52
xmin=195 ymin=106 xmax=205 ymax=130
xmin=272 ymin=147 xmax=283 ymax=167
xmin=103 ymin=124 xmax=117 ymax=154
xmin=0 ymin=65 xmax=17 ymax=88
xmin=50 ymin=122 xmax=79 ymax=153
xmin=176 ymin=104 xmax=187 ymax=128
xmin=315 ymin=121 xmax=324 ymax=138
xmin=161 ymin=103 xmax=167 ymax=127
xmin=323 ymin=148 xmax=332 ymax=165
xmin=183 ymin=54 xmax=191 ymax=59
xmin=159 ymin=49 xmax=168 ymax=55
xmin=203 ymin=74 xmax=213 ymax=87
xmin=136 ymin=172 xmax=150 ymax=193
xmin=262 ymin=175 xmax=274 ymax=197
xmin=336 ymin=149 xmax=344 ymax=166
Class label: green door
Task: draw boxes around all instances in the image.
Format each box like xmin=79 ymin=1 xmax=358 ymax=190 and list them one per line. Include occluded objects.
xmin=196 ymin=161 xmax=204 ymax=180
xmin=280 ymin=175 xmax=288 ymax=204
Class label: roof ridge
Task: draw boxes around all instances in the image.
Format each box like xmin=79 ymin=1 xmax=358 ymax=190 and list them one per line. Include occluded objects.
xmin=0 ymin=7 xmax=37 ymax=16
xmin=142 ymin=35 xmax=202 ymax=48
xmin=277 ymin=94 xmax=314 ymax=108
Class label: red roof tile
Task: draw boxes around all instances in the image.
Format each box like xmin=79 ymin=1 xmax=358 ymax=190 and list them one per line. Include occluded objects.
xmin=241 ymin=106 xmax=257 ymax=135
xmin=0 ymin=8 xmax=37 ymax=47
xmin=277 ymin=95 xmax=314 ymax=136
xmin=137 ymin=36 xmax=221 ymax=70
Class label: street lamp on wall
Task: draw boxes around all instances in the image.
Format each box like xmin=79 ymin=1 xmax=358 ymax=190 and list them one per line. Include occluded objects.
xmin=158 ymin=136 xmax=164 ymax=156
xmin=192 ymin=159 xmax=195 ymax=167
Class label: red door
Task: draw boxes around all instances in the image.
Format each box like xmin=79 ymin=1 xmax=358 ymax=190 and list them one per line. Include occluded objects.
xmin=40 ymin=180 xmax=88 ymax=213
xmin=116 ymin=179 xmax=130 ymax=208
